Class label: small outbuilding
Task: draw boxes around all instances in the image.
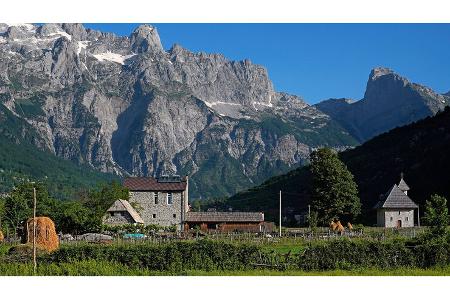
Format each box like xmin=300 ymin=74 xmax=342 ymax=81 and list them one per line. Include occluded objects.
xmin=103 ymin=199 xmax=144 ymax=226
xmin=184 ymin=211 xmax=274 ymax=233
xmin=374 ymin=176 xmax=418 ymax=228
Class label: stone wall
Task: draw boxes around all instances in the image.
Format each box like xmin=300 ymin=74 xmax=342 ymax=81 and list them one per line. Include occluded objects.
xmin=103 ymin=211 xmax=135 ymax=225
xmin=381 ymin=209 xmax=415 ymax=228
xmin=129 ymin=191 xmax=186 ymax=229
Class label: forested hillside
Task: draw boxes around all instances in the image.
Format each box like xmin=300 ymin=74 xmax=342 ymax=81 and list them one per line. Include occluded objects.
xmin=222 ymin=107 xmax=450 ymax=224
xmin=0 ymin=104 xmax=119 ymax=199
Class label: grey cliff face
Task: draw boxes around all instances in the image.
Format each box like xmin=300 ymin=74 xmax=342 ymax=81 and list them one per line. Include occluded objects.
xmin=0 ymin=24 xmax=389 ymax=198
xmin=315 ymin=67 xmax=449 ymax=142
xmin=130 ymin=24 xmax=164 ymax=54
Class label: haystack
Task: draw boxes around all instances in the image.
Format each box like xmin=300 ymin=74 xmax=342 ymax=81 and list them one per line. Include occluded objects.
xmin=347 ymin=222 xmax=353 ymax=231
xmin=329 ymin=221 xmax=338 ymax=231
xmin=26 ymin=217 xmax=59 ymax=252
xmin=0 ymin=230 xmax=4 ymax=242
xmin=336 ymin=221 xmax=345 ymax=234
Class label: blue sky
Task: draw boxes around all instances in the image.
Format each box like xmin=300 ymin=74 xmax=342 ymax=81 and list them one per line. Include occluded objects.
xmin=84 ymin=24 xmax=450 ymax=104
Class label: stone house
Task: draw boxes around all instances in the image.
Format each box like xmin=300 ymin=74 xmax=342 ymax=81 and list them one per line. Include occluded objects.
xmin=103 ymin=175 xmax=271 ymax=232
xmin=374 ymin=176 xmax=418 ymax=228
xmin=103 ymin=199 xmax=144 ymax=226
xmin=123 ymin=175 xmax=189 ymax=230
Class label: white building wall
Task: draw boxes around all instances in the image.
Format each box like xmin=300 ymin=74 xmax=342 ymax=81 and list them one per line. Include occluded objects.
xmin=380 ymin=209 xmax=415 ymax=228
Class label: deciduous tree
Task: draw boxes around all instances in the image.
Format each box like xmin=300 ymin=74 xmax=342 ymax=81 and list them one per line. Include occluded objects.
xmin=424 ymin=194 xmax=449 ymax=238
xmin=310 ymin=148 xmax=361 ymax=225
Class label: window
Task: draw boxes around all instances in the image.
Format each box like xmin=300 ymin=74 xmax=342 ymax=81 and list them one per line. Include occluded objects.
xmin=406 ymin=217 xmax=409 ymax=221
xmin=398 ymin=211 xmax=401 ymax=215
xmin=152 ymin=214 xmax=156 ymax=219
xmin=173 ymin=214 xmax=176 ymax=218
xmin=390 ymin=217 xmax=393 ymax=221
xmin=154 ymin=192 xmax=159 ymax=204
xmin=167 ymin=192 xmax=173 ymax=205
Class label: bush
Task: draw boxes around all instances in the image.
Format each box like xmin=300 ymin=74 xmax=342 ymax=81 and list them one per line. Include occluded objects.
xmin=297 ymin=238 xmax=418 ymax=271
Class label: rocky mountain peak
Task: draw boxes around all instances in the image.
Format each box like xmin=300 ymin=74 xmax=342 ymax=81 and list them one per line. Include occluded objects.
xmin=3 ymin=24 xmax=35 ymax=40
xmin=60 ymin=23 xmax=87 ymax=41
xmin=316 ymin=68 xmax=448 ymax=142
xmin=0 ymin=23 xmax=35 ymax=34
xmin=369 ymin=67 xmax=395 ymax=80
xmin=364 ymin=67 xmax=409 ymax=100
xmin=320 ymin=98 xmax=354 ymax=105
xmin=169 ymin=43 xmax=190 ymax=57
xmin=130 ymin=24 xmax=163 ymax=54
xmin=37 ymin=24 xmax=63 ymax=36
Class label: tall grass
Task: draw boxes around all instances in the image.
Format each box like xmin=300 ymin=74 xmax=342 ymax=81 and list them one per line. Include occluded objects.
xmin=0 ymin=261 xmax=449 ymax=276
xmin=0 ymin=260 xmax=155 ymax=276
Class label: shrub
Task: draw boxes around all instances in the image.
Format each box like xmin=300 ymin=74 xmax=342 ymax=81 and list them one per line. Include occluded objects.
xmin=297 ymin=238 xmax=417 ymax=271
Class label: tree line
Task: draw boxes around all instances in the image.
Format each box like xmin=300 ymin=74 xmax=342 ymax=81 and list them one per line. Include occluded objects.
xmin=0 ymin=180 xmax=128 ymax=238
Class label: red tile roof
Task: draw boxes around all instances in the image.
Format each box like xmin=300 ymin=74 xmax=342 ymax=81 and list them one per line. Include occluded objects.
xmin=124 ymin=177 xmax=187 ymax=191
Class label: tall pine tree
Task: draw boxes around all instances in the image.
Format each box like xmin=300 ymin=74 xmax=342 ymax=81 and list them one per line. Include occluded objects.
xmin=310 ymin=148 xmax=361 ymax=224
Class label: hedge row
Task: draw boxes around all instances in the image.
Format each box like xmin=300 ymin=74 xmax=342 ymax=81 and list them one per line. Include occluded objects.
xmin=46 ymin=240 xmax=260 ymax=272
xmin=44 ymin=239 xmax=450 ymax=272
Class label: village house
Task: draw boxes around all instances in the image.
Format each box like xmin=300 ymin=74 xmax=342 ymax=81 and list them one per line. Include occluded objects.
xmin=122 ymin=175 xmax=189 ymax=230
xmin=103 ymin=175 xmax=272 ymax=232
xmin=374 ymin=175 xmax=419 ymax=228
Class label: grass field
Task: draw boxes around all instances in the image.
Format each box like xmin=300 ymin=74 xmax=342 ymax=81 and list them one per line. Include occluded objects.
xmin=0 ymin=260 xmax=449 ymax=276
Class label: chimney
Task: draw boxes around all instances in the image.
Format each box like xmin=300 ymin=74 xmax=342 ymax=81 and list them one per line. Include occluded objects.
xmin=184 ymin=175 xmax=189 ymax=213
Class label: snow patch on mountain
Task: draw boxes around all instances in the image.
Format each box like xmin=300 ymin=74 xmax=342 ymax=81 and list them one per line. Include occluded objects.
xmin=92 ymin=51 xmax=136 ymax=65
xmin=77 ymin=41 xmax=90 ymax=55
xmin=46 ymin=31 xmax=72 ymax=41
xmin=203 ymin=101 xmax=242 ymax=108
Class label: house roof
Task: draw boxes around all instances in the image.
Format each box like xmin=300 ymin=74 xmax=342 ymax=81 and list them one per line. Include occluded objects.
xmin=397 ymin=178 xmax=410 ymax=191
xmin=374 ymin=184 xmax=418 ymax=209
xmin=107 ymin=199 xmax=144 ymax=223
xmin=124 ymin=177 xmax=187 ymax=191
xmin=185 ymin=211 xmax=264 ymax=223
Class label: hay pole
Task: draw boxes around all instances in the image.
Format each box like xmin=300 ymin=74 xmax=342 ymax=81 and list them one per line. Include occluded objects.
xmin=279 ymin=190 xmax=282 ymax=238
xmin=33 ymin=187 xmax=37 ymax=275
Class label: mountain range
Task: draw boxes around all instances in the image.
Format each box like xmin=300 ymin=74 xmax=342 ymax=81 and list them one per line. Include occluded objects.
xmin=0 ymin=23 xmax=448 ymax=199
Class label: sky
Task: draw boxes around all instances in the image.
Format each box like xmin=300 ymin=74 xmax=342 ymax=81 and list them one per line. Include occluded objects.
xmin=84 ymin=23 xmax=450 ymax=104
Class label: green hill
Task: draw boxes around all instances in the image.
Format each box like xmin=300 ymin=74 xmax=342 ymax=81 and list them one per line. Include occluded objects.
xmin=0 ymin=104 xmax=119 ymax=199
xmin=222 ymin=107 xmax=450 ymax=225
